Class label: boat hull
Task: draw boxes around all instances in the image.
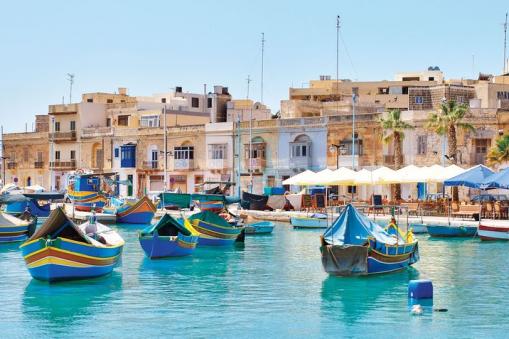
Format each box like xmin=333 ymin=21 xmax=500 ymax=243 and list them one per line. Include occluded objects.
xmin=4 ymin=200 xmax=50 ymax=218
xmin=291 ymin=217 xmax=328 ymax=229
xmin=139 ymin=233 xmax=198 ymax=258
xmin=478 ymin=222 xmax=509 ymax=241
xmin=427 ymin=225 xmax=477 ymax=237
xmin=320 ymin=243 xmax=419 ymax=276
xmin=410 ymin=224 xmax=428 ymax=234
xmin=116 ymin=196 xmax=156 ymax=224
xmin=67 ymin=189 xmax=108 ymax=212
xmin=196 ymin=201 xmax=224 ymax=212
xmin=0 ymin=217 xmax=36 ymax=243
xmin=191 ymin=219 xmax=243 ymax=246
xmin=245 ymin=221 xmax=274 ymax=234
xmin=20 ymin=237 xmax=123 ymax=282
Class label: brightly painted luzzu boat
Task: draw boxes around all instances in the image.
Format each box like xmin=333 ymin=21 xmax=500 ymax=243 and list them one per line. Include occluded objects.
xmin=320 ymin=204 xmax=419 ymax=276
xmin=66 ymin=172 xmax=111 ymax=212
xmin=188 ymin=211 xmax=244 ymax=246
xmin=0 ymin=212 xmax=37 ymax=243
xmin=139 ymin=213 xmax=199 ymax=258
xmin=116 ymin=196 xmax=156 ymax=224
xmin=20 ymin=208 xmax=124 ymax=282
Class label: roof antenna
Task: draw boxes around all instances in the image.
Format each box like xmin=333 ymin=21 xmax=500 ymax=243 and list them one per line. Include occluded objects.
xmin=67 ymin=73 xmax=75 ymax=104
xmin=504 ymin=12 xmax=508 ymax=73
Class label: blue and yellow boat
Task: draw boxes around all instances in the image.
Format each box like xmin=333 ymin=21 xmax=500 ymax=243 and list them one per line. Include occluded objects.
xmin=139 ymin=214 xmax=199 ymax=258
xmin=3 ymin=192 xmax=64 ymax=219
xmin=67 ymin=172 xmax=111 ymax=212
xmin=188 ymin=211 xmax=244 ymax=246
xmin=20 ymin=208 xmax=124 ymax=282
xmin=0 ymin=212 xmax=37 ymax=243
xmin=320 ymin=204 xmax=419 ymax=276
xmin=116 ymin=196 xmax=156 ymax=224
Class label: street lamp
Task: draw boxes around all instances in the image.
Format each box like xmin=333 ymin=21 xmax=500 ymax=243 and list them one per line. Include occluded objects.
xmin=329 ymin=144 xmax=346 ymax=169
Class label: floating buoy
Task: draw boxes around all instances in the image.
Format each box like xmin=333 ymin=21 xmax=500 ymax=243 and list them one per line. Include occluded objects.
xmin=411 ymin=304 xmax=423 ymax=315
xmin=408 ymin=279 xmax=433 ymax=300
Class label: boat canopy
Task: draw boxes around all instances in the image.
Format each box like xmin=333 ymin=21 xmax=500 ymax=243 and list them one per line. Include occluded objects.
xmin=188 ymin=210 xmax=232 ymax=228
xmin=27 ymin=208 xmax=92 ymax=244
xmin=323 ymin=204 xmax=401 ymax=246
xmin=444 ymin=164 xmax=494 ymax=188
xmin=140 ymin=214 xmax=197 ymax=237
xmin=22 ymin=192 xmax=65 ymax=200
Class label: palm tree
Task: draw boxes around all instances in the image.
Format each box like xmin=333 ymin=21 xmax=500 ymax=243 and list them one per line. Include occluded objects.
xmin=380 ymin=109 xmax=413 ymax=200
xmin=426 ymin=100 xmax=474 ymax=201
xmin=487 ymin=134 xmax=509 ymax=167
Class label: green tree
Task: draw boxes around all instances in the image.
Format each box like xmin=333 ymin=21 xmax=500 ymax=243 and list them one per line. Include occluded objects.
xmin=487 ymin=134 xmax=509 ymax=167
xmin=380 ymin=109 xmax=413 ymax=200
xmin=426 ymin=100 xmax=474 ymax=201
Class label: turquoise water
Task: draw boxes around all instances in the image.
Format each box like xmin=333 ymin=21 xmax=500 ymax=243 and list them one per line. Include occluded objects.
xmin=1 ymin=223 xmax=509 ymax=338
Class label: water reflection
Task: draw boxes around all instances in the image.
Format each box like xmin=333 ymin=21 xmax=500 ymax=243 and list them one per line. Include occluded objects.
xmin=321 ymin=269 xmax=419 ymax=326
xmin=22 ymin=272 xmax=123 ymax=330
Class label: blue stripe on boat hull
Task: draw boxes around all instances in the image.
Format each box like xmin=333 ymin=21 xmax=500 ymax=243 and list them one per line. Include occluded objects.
xmin=427 ymin=225 xmax=477 ymax=237
xmin=0 ymin=234 xmax=28 ymax=243
xmin=28 ymin=264 xmax=116 ymax=282
xmin=139 ymin=237 xmax=195 ymax=258
xmin=367 ymin=256 xmax=411 ymax=275
xmin=197 ymin=237 xmax=235 ymax=246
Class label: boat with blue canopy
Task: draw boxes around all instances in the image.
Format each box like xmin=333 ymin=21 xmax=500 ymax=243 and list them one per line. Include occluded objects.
xmin=320 ymin=204 xmax=419 ymax=276
xmin=188 ymin=210 xmax=244 ymax=246
xmin=138 ymin=213 xmax=199 ymax=258
xmin=2 ymin=192 xmax=64 ymax=219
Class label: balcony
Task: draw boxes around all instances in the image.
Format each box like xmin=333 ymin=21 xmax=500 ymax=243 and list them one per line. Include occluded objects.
xmin=81 ymin=127 xmax=113 ymax=138
xmin=208 ymin=158 xmax=228 ymax=170
xmin=289 ymin=156 xmax=311 ymax=170
xmin=7 ymin=162 xmax=16 ymax=170
xmin=34 ymin=161 xmax=44 ymax=169
xmin=49 ymin=131 xmax=77 ymax=141
xmin=173 ymin=159 xmax=194 ymax=171
xmin=244 ymin=158 xmax=266 ymax=172
xmin=49 ymin=160 xmax=76 ymax=170
xmin=48 ymin=103 xmax=79 ymax=115
xmin=142 ymin=160 xmax=160 ymax=170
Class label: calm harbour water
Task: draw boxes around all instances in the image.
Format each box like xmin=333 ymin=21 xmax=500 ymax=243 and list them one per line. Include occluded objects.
xmin=1 ymin=222 xmax=509 ymax=338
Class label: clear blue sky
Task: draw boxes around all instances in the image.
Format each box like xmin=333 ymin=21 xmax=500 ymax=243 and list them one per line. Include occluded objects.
xmin=0 ymin=0 xmax=508 ymax=132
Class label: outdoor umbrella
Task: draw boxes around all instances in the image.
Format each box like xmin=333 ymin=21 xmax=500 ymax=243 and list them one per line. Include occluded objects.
xmin=323 ymin=167 xmax=356 ymax=185
xmin=444 ymin=164 xmax=494 ymax=188
xmin=481 ymin=167 xmax=509 ymax=189
xmin=282 ymin=170 xmax=315 ymax=185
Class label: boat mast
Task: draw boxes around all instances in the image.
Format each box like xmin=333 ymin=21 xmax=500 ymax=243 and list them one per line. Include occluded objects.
xmin=163 ymin=105 xmax=167 ymax=191
xmin=247 ymin=75 xmax=253 ymax=193
xmin=261 ymin=32 xmax=265 ymax=104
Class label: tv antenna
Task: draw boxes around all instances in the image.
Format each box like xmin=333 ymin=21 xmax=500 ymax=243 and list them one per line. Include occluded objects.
xmin=67 ymin=73 xmax=75 ymax=104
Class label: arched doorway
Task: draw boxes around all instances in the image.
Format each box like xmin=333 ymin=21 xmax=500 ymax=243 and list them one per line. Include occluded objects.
xmin=26 ymin=176 xmax=31 ymax=186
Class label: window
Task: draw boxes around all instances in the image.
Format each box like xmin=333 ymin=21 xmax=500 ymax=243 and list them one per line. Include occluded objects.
xmin=23 ymin=148 xmax=29 ymax=162
xmin=120 ymin=145 xmax=136 ymax=168
xmin=118 ymin=115 xmax=129 ymax=126
xmin=417 ymin=135 xmax=427 ymax=155
xmin=291 ymin=144 xmax=309 ymax=158
xmin=428 ymin=77 xmax=435 ymax=81
xmin=207 ymin=97 xmax=213 ymax=108
xmin=70 ymin=150 xmax=76 ymax=160
xmin=457 ymin=96 xmax=465 ymax=104
xmin=54 ymin=121 xmax=60 ymax=132
xmin=107 ymin=99 xmax=113 ymax=103
xmin=55 ymin=151 xmax=60 ymax=160
xmin=87 ymin=98 xmax=93 ymax=103
xmin=174 ymin=146 xmax=194 ymax=160
xmin=140 ymin=115 xmax=160 ymax=128
xmin=191 ymin=97 xmax=199 ymax=108
xmin=347 ymin=185 xmax=357 ymax=194
xmin=70 ymin=120 xmax=76 ymax=131
xmin=267 ymin=176 xmax=275 ymax=187
xmin=497 ymin=91 xmax=509 ymax=100
xmin=161 ymin=98 xmax=167 ymax=103
xmin=340 ymin=139 xmax=363 ymax=156
xmin=106 ymin=118 xmax=111 ymax=127
xmin=414 ymin=96 xmax=424 ymax=104
xmin=37 ymin=151 xmax=43 ymax=162
xmin=378 ymin=87 xmax=389 ymax=95
xmin=475 ymin=139 xmax=490 ymax=154
xmin=208 ymin=144 xmax=227 ymax=159
xmin=114 ymin=148 xmax=119 ymax=158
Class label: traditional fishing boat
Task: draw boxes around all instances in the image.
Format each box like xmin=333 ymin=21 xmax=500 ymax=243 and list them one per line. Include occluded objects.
xmin=478 ymin=220 xmax=509 ymax=240
xmin=427 ymin=224 xmax=477 ymax=237
xmin=241 ymin=191 xmax=269 ymax=211
xmin=188 ymin=210 xmax=244 ymax=246
xmin=244 ymin=221 xmax=274 ymax=234
xmin=139 ymin=214 xmax=199 ymax=258
xmin=291 ymin=213 xmax=328 ymax=229
xmin=66 ymin=172 xmax=112 ymax=212
xmin=195 ymin=200 xmax=224 ymax=212
xmin=19 ymin=208 xmax=124 ymax=282
xmin=116 ymin=196 xmax=156 ymax=224
xmin=320 ymin=204 xmax=419 ymax=276
xmin=0 ymin=212 xmax=37 ymax=243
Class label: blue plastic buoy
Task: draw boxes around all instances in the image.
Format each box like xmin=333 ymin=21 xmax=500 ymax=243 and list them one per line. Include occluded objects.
xmin=408 ymin=279 xmax=433 ymax=299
